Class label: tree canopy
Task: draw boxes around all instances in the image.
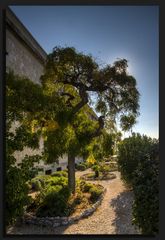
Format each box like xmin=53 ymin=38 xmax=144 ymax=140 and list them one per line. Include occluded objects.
xmin=40 ymin=46 xmax=140 ymax=192
xmin=41 ymin=46 xmax=140 ymax=133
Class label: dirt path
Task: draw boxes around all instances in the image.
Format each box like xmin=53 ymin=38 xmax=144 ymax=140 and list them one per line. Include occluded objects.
xmin=7 ymin=170 xmax=140 ymax=235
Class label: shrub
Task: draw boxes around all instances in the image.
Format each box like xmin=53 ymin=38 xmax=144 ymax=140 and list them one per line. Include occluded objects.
xmin=30 ymin=175 xmax=51 ymax=191
xmin=132 ymin=142 xmax=159 ymax=235
xmin=45 ymin=176 xmax=68 ymax=187
xmin=75 ymin=162 xmax=87 ymax=171
xmin=51 ymin=170 xmax=68 ymax=178
xmin=100 ymin=164 xmax=110 ymax=175
xmin=6 ymin=166 xmax=32 ymax=225
xmin=31 ymin=179 xmax=42 ymax=191
xmin=118 ymin=133 xmax=155 ymax=186
xmin=89 ymin=185 xmax=103 ymax=202
xmin=30 ymin=175 xmax=68 ymax=191
xmin=92 ymin=164 xmax=100 ymax=178
xmin=36 ymin=185 xmax=70 ymax=217
xmin=80 ymin=182 xmax=93 ymax=192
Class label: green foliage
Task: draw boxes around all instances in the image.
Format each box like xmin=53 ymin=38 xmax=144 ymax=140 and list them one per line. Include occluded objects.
xmin=6 ymin=165 xmax=31 ymax=225
xmin=117 ymin=132 xmax=159 ymax=234
xmin=75 ymin=162 xmax=87 ymax=171
xmin=99 ymin=164 xmax=110 ymax=175
xmin=6 ymin=72 xmax=45 ymax=225
xmin=92 ymin=164 xmax=100 ymax=178
xmin=80 ymin=182 xmax=93 ymax=193
xmin=51 ymin=170 xmax=68 ymax=178
xmin=30 ymin=174 xmax=70 ymax=217
xmin=41 ymin=47 xmax=140 ymax=133
xmin=36 ymin=185 xmax=70 ymax=217
xmin=40 ymin=46 xmax=140 ymax=193
xmin=132 ymin=143 xmax=159 ymax=234
xmin=45 ymin=176 xmax=68 ymax=187
xmin=91 ymin=132 xmax=114 ymax=163
xmin=117 ymin=133 xmax=156 ymax=186
xmin=89 ymin=186 xmax=103 ymax=202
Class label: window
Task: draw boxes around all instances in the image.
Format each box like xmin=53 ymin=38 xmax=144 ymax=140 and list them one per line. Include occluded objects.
xmin=45 ymin=169 xmax=52 ymax=175
xmin=56 ymin=167 xmax=62 ymax=171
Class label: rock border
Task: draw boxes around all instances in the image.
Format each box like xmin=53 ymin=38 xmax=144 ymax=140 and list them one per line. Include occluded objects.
xmin=22 ymin=188 xmax=106 ymax=228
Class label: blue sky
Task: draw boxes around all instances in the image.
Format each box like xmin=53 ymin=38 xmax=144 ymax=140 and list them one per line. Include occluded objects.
xmin=10 ymin=6 xmax=159 ymax=139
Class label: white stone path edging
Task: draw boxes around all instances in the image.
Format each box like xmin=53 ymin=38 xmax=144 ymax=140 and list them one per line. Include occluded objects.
xmin=23 ymin=188 xmax=107 ymax=228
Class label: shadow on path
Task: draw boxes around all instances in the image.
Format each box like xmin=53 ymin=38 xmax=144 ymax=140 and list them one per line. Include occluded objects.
xmin=110 ymin=190 xmax=140 ymax=234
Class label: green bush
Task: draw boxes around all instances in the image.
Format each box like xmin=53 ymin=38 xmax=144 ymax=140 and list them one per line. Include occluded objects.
xmin=80 ymin=182 xmax=93 ymax=192
xmin=118 ymin=133 xmax=155 ymax=186
xmin=36 ymin=185 xmax=70 ymax=217
xmin=89 ymin=186 xmax=103 ymax=202
xmin=30 ymin=175 xmax=51 ymax=191
xmin=51 ymin=170 xmax=68 ymax=178
xmin=31 ymin=179 xmax=42 ymax=191
xmin=30 ymin=175 xmax=68 ymax=191
xmin=45 ymin=176 xmax=68 ymax=187
xmin=6 ymin=165 xmax=32 ymax=225
xmin=92 ymin=164 xmax=100 ymax=178
xmin=100 ymin=164 xmax=110 ymax=175
xmin=75 ymin=162 xmax=87 ymax=171
xmin=118 ymin=133 xmax=159 ymax=234
xmin=132 ymin=142 xmax=159 ymax=235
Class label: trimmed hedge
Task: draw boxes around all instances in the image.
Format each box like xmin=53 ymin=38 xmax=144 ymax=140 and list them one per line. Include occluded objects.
xmin=118 ymin=133 xmax=155 ymax=186
xmin=118 ymin=133 xmax=159 ymax=234
xmin=132 ymin=143 xmax=159 ymax=234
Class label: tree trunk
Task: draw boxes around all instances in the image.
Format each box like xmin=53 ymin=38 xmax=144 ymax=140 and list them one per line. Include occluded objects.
xmin=68 ymin=153 xmax=76 ymax=194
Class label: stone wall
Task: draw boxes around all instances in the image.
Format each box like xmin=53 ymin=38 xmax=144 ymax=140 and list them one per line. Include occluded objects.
xmin=6 ymin=30 xmax=45 ymax=85
xmin=6 ymin=8 xmax=47 ymax=84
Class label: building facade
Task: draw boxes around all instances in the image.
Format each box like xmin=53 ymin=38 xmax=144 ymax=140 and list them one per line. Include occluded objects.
xmin=6 ymin=8 xmax=98 ymax=174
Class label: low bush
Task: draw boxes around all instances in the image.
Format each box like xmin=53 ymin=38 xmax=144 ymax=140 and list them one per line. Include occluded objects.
xmin=30 ymin=179 xmax=42 ymax=191
xmin=80 ymin=182 xmax=93 ymax=193
xmin=89 ymin=186 xmax=103 ymax=202
xmin=45 ymin=176 xmax=68 ymax=188
xmin=100 ymin=164 xmax=110 ymax=175
xmin=92 ymin=164 xmax=100 ymax=178
xmin=51 ymin=170 xmax=68 ymax=178
xmin=30 ymin=175 xmax=68 ymax=191
xmin=75 ymin=162 xmax=87 ymax=171
xmin=30 ymin=175 xmax=51 ymax=191
xmin=36 ymin=185 xmax=70 ymax=217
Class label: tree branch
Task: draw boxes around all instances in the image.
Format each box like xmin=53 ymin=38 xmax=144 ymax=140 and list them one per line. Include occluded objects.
xmin=71 ymin=87 xmax=88 ymax=116
xmin=60 ymin=92 xmax=75 ymax=107
xmin=89 ymin=115 xmax=105 ymax=138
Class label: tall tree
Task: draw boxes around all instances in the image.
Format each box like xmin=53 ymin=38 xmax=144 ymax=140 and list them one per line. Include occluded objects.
xmin=41 ymin=46 xmax=140 ymax=193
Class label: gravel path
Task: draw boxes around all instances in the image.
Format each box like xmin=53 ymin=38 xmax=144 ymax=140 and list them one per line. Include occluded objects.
xmin=7 ymin=170 xmax=140 ymax=235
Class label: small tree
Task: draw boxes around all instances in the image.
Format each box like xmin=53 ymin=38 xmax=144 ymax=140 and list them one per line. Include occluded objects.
xmin=41 ymin=46 xmax=140 ymax=193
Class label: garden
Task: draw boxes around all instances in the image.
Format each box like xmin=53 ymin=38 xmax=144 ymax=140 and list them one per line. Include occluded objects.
xmin=5 ymin=47 xmax=159 ymax=235
xmin=26 ymin=170 xmax=104 ymax=219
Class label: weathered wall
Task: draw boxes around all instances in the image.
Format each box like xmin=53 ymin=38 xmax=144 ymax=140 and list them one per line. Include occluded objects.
xmin=6 ymin=8 xmax=85 ymax=175
xmin=6 ymin=29 xmax=45 ymax=84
